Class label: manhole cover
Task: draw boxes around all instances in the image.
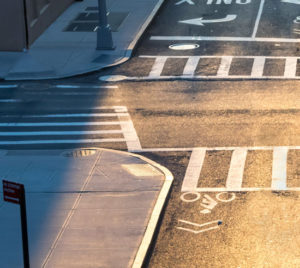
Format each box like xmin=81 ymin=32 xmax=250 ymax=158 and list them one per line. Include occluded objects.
xmin=62 ymin=149 xmax=98 ymax=158
xmin=99 ymin=75 xmax=128 ymax=82
xmin=169 ymin=43 xmax=199 ymax=50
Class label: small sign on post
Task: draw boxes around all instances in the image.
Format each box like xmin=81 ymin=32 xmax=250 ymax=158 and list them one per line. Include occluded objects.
xmin=3 ymin=180 xmax=30 ymax=268
xmin=3 ymin=180 xmax=22 ymax=204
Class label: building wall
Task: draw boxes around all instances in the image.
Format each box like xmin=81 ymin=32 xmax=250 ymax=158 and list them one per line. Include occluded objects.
xmin=25 ymin=0 xmax=74 ymax=47
xmin=0 ymin=0 xmax=74 ymax=52
xmin=0 ymin=0 xmax=27 ymax=51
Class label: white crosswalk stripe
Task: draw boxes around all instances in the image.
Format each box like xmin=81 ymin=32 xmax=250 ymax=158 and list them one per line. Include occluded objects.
xmin=217 ymin=56 xmax=233 ymax=77
xmin=182 ymin=146 xmax=300 ymax=192
xmin=226 ymin=148 xmax=247 ymax=191
xmin=0 ymin=106 xmax=141 ymax=151
xmin=131 ymin=55 xmax=300 ymax=80
xmin=183 ymin=56 xmax=201 ymax=76
xmin=149 ymin=56 xmax=168 ymax=78
xmin=251 ymin=57 xmax=265 ymax=77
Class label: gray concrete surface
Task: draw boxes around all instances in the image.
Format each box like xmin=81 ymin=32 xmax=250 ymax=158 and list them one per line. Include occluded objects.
xmin=0 ymin=148 xmax=170 ymax=268
xmin=0 ymin=0 xmax=164 ymax=80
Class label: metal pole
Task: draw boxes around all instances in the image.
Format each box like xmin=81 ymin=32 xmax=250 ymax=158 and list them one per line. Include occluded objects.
xmin=20 ymin=185 xmax=30 ymax=268
xmin=22 ymin=0 xmax=29 ymax=50
xmin=96 ymin=0 xmax=114 ymax=50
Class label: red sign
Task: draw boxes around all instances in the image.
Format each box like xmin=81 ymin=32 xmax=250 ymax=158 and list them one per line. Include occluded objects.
xmin=3 ymin=180 xmax=23 ymax=204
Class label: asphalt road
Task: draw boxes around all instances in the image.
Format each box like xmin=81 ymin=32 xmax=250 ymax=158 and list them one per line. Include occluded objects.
xmin=1 ymin=0 xmax=300 ymax=266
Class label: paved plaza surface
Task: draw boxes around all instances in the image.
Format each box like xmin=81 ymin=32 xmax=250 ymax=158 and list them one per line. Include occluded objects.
xmin=0 ymin=149 xmax=172 ymax=267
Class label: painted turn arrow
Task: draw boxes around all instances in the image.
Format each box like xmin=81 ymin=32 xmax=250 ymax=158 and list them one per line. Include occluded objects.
xmin=179 ymin=14 xmax=237 ymax=26
xmin=281 ymin=0 xmax=300 ymax=4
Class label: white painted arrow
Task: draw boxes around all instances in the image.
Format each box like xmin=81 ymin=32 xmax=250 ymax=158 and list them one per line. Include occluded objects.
xmin=281 ymin=0 xmax=300 ymax=4
xmin=179 ymin=14 xmax=237 ymax=26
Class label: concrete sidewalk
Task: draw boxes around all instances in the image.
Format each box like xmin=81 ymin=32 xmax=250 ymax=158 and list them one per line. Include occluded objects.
xmin=0 ymin=0 xmax=164 ymax=81
xmin=0 ymin=149 xmax=173 ymax=267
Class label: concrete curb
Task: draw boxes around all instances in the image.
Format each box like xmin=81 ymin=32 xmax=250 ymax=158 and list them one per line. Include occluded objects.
xmin=84 ymin=0 xmax=166 ymax=73
xmin=4 ymin=0 xmax=165 ymax=81
xmin=125 ymin=0 xmax=165 ymax=59
xmin=68 ymin=0 xmax=166 ymax=77
xmin=92 ymin=148 xmax=173 ymax=268
xmin=131 ymin=153 xmax=173 ymax=268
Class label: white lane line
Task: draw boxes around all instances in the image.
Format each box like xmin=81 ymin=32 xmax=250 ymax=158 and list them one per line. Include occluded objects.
xmin=187 ymin=187 xmax=300 ymax=192
xmin=150 ymin=36 xmax=300 ymax=43
xmin=37 ymin=106 xmax=127 ymax=111
xmin=132 ymin=148 xmax=194 ymax=153
xmin=94 ymin=106 xmax=127 ymax=111
xmin=284 ymin=57 xmax=298 ymax=78
xmin=252 ymin=0 xmax=265 ymax=38
xmin=110 ymin=75 xmax=300 ymax=81
xmin=282 ymin=0 xmax=300 ymax=3
xmin=0 ymin=130 xmax=123 ymax=136
xmin=251 ymin=57 xmax=265 ymax=77
xmin=0 ymin=138 xmax=126 ymax=145
xmin=55 ymin=85 xmax=118 ymax=89
xmin=182 ymin=148 xmax=206 ymax=192
xmin=0 ymin=85 xmax=18 ymax=89
xmin=183 ymin=56 xmax=201 ymax=76
xmin=18 ymin=113 xmax=129 ymax=118
xmin=272 ymin=147 xmax=288 ymax=190
xmin=226 ymin=148 xmax=247 ymax=191
xmin=140 ymin=55 xmax=300 ymax=60
xmin=0 ymin=99 xmax=22 ymax=103
xmin=24 ymin=92 xmax=108 ymax=96
xmin=0 ymin=122 xmax=123 ymax=127
xmin=183 ymin=187 xmax=298 ymax=192
xmin=131 ymin=146 xmax=300 ymax=152
xmin=148 ymin=56 xmax=168 ymax=78
xmin=114 ymin=106 xmax=128 ymax=113
xmin=217 ymin=56 xmax=233 ymax=77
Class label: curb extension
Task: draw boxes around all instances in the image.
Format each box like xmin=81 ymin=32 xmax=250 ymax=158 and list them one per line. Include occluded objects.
xmin=91 ymin=148 xmax=173 ymax=268
xmin=95 ymin=148 xmax=173 ymax=268
xmin=0 ymin=148 xmax=173 ymax=267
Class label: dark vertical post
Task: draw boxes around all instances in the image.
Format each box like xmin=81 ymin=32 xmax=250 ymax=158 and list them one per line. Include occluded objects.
xmin=20 ymin=185 xmax=30 ymax=268
xmin=96 ymin=0 xmax=114 ymax=50
xmin=22 ymin=0 xmax=29 ymax=49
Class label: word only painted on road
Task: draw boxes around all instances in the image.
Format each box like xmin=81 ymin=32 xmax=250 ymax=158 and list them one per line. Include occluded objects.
xmin=175 ymin=0 xmax=251 ymax=5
